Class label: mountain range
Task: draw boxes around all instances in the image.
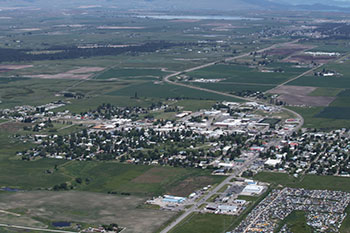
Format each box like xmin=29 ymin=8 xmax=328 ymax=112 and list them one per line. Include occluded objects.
xmin=1 ymin=0 xmax=350 ymax=12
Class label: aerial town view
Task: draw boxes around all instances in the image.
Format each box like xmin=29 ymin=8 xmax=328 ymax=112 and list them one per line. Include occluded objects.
xmin=2 ymin=0 xmax=350 ymax=232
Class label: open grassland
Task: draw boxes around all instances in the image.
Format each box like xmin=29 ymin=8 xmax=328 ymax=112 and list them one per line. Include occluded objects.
xmin=108 ymin=81 xmax=241 ymax=101
xmin=94 ymin=68 xmax=168 ymax=80
xmin=194 ymin=82 xmax=273 ymax=93
xmin=59 ymin=162 xmax=225 ymax=196
xmin=187 ymin=64 xmax=308 ymax=85
xmin=287 ymin=106 xmax=350 ymax=129
xmin=0 ymin=78 xmax=74 ymax=108
xmin=306 ymin=40 xmax=350 ymax=53
xmin=172 ymin=99 xmax=217 ymax=111
xmin=289 ymin=73 xmax=350 ymax=89
xmin=316 ymin=107 xmax=350 ymax=120
xmin=56 ymin=96 xmax=159 ymax=114
xmin=169 ymin=213 xmax=237 ymax=233
xmin=289 ymin=60 xmax=350 ymax=89
xmin=0 ymin=155 xmax=224 ymax=196
xmin=308 ymin=87 xmax=343 ymax=97
xmin=0 ymin=191 xmax=176 ymax=233
xmin=254 ymin=172 xmax=350 ymax=192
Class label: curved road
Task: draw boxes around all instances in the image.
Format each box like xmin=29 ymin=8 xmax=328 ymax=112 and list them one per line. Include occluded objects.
xmin=163 ymin=41 xmax=305 ymax=131
xmin=160 ymin=41 xmax=305 ymax=233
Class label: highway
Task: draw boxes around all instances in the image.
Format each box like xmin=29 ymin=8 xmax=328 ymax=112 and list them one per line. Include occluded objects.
xmin=163 ymin=41 xmax=305 ymax=131
xmin=160 ymin=40 xmax=306 ymax=233
xmin=160 ymin=157 xmax=257 ymax=233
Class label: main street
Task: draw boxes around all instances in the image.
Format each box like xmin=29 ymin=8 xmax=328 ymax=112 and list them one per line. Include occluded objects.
xmin=160 ymin=40 xmax=306 ymax=233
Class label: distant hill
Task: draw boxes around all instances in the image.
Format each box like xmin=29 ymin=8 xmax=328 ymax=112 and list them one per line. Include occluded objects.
xmin=0 ymin=0 xmax=350 ymax=12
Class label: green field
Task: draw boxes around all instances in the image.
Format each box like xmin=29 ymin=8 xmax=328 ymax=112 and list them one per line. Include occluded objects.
xmin=0 ymin=156 xmax=224 ymax=196
xmin=287 ymin=106 xmax=350 ymax=129
xmin=108 ymin=81 xmax=240 ymax=101
xmin=316 ymin=107 xmax=350 ymax=120
xmin=194 ymin=82 xmax=273 ymax=93
xmin=188 ymin=64 xmax=306 ymax=84
xmin=169 ymin=213 xmax=237 ymax=233
xmin=309 ymin=87 xmax=343 ymax=97
xmin=95 ymin=68 xmax=168 ymax=80
xmin=254 ymin=172 xmax=350 ymax=192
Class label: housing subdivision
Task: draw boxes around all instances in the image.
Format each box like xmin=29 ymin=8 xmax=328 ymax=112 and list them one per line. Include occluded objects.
xmin=232 ymin=188 xmax=350 ymax=233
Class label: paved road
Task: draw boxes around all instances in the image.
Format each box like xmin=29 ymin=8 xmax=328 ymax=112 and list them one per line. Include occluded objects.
xmin=0 ymin=223 xmax=78 ymax=233
xmin=164 ymin=41 xmax=304 ymax=131
xmin=267 ymin=64 xmax=323 ymax=93
xmin=160 ymin=40 xmax=305 ymax=233
xmin=160 ymin=157 xmax=256 ymax=233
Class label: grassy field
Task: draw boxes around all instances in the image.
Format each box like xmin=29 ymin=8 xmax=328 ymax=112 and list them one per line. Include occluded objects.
xmin=108 ymin=81 xmax=240 ymax=101
xmin=0 ymin=191 xmax=176 ymax=233
xmin=316 ymin=107 xmax=350 ymax=120
xmin=287 ymin=106 xmax=350 ymax=129
xmin=171 ymin=99 xmax=217 ymax=111
xmin=169 ymin=213 xmax=237 ymax=233
xmin=309 ymin=87 xmax=343 ymax=97
xmin=94 ymin=68 xmax=168 ymax=80
xmin=60 ymin=162 xmax=225 ymax=196
xmin=254 ymin=172 xmax=350 ymax=192
xmin=289 ymin=59 xmax=350 ymax=89
xmin=0 ymin=156 xmax=224 ymax=196
xmin=187 ymin=64 xmax=307 ymax=85
xmin=194 ymin=82 xmax=273 ymax=94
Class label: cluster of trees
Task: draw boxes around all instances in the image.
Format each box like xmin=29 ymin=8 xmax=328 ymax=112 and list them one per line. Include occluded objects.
xmin=0 ymin=41 xmax=184 ymax=63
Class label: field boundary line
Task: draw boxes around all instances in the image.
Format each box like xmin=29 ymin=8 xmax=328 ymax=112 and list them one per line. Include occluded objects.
xmin=0 ymin=223 xmax=78 ymax=233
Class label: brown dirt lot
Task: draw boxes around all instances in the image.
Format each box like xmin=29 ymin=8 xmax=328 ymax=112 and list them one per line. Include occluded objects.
xmin=132 ymin=167 xmax=174 ymax=184
xmin=269 ymin=85 xmax=336 ymax=107
xmin=0 ymin=122 xmax=28 ymax=134
xmin=0 ymin=191 xmax=175 ymax=233
xmin=266 ymin=44 xmax=313 ymax=57
xmin=168 ymin=176 xmax=214 ymax=197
